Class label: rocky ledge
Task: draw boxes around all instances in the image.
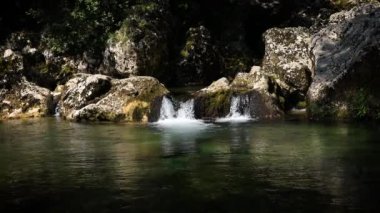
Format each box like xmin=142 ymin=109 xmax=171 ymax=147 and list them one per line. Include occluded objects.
xmin=57 ymin=74 xmax=168 ymax=122
xmin=194 ymin=66 xmax=283 ymax=120
xmin=0 ymin=78 xmax=53 ymax=119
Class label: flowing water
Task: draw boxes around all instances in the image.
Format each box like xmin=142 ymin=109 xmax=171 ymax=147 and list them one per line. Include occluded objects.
xmin=216 ymin=95 xmax=253 ymax=123
xmin=0 ymin=118 xmax=380 ymax=212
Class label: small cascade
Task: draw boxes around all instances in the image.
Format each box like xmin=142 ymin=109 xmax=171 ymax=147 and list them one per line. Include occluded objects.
xmin=54 ymin=104 xmax=60 ymax=117
xmin=158 ymin=96 xmax=196 ymax=122
xmin=177 ymin=99 xmax=195 ymax=119
xmin=228 ymin=95 xmax=251 ymax=118
xmin=156 ymin=96 xmax=208 ymax=129
xmin=159 ymin=96 xmax=176 ymax=120
xmin=217 ymin=95 xmax=253 ymax=122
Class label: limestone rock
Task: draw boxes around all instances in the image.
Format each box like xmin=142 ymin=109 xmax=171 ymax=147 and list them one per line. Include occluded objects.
xmin=194 ymin=66 xmax=283 ymax=120
xmin=0 ymin=78 xmax=53 ymax=119
xmin=199 ymin=77 xmax=230 ymax=94
xmin=102 ymin=1 xmax=170 ymax=79
xmin=58 ymin=74 xmax=169 ymax=122
xmin=262 ymin=27 xmax=313 ymax=95
xmin=230 ymin=66 xmax=270 ymax=93
xmin=308 ymin=3 xmax=380 ymax=120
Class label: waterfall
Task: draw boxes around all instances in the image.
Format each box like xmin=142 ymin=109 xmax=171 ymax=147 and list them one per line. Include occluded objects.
xmin=216 ymin=95 xmax=253 ymax=122
xmin=156 ymin=96 xmax=208 ymax=129
xmin=158 ymin=96 xmax=196 ymax=121
xmin=159 ymin=96 xmax=176 ymax=120
xmin=228 ymin=95 xmax=251 ymax=118
xmin=54 ymin=103 xmax=60 ymax=117
xmin=177 ymin=99 xmax=195 ymax=119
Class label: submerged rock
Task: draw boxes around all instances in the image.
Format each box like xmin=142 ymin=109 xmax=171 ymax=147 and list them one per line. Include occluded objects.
xmin=0 ymin=78 xmax=53 ymax=119
xmin=58 ymin=74 xmax=168 ymax=122
xmin=308 ymin=3 xmax=380 ymax=120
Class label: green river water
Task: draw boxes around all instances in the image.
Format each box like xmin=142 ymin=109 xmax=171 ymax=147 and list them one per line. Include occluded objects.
xmin=0 ymin=118 xmax=379 ymax=212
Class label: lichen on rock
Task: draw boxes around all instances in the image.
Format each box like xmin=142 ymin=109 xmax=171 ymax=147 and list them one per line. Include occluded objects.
xmin=102 ymin=0 xmax=171 ymax=80
xmin=0 ymin=78 xmax=53 ymax=120
xmin=58 ymin=74 xmax=169 ymax=122
xmin=262 ymin=27 xmax=313 ymax=96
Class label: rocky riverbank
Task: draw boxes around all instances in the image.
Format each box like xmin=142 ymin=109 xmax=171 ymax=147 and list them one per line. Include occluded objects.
xmin=1 ymin=1 xmax=380 ymax=122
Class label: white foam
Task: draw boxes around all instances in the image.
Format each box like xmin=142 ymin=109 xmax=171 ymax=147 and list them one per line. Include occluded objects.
xmin=216 ymin=95 xmax=255 ymax=123
xmin=156 ymin=97 xmax=210 ymax=129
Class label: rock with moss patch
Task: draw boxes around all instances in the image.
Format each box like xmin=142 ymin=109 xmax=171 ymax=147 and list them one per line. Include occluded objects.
xmin=308 ymin=3 xmax=380 ymax=120
xmin=102 ymin=1 xmax=170 ymax=79
xmin=262 ymin=27 xmax=312 ymax=96
xmin=0 ymin=78 xmax=53 ymax=120
xmin=58 ymin=74 xmax=168 ymax=122
xmin=194 ymin=66 xmax=283 ymax=120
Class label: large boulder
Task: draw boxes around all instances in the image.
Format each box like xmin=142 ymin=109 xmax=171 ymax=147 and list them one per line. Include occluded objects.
xmin=308 ymin=3 xmax=380 ymax=120
xmin=58 ymin=74 xmax=169 ymax=122
xmin=194 ymin=66 xmax=283 ymax=120
xmin=194 ymin=77 xmax=232 ymax=118
xmin=262 ymin=27 xmax=313 ymax=103
xmin=102 ymin=1 xmax=170 ymax=80
xmin=177 ymin=26 xmax=223 ymax=85
xmin=0 ymin=78 xmax=53 ymax=120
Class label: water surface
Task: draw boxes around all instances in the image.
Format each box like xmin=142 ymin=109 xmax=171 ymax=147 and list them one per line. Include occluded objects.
xmin=0 ymin=118 xmax=379 ymax=212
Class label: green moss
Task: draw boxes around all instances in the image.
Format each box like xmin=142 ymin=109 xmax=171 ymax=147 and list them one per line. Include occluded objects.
xmin=296 ymin=101 xmax=307 ymax=109
xmin=201 ymin=90 xmax=232 ymax=117
xmin=180 ymin=49 xmax=189 ymax=58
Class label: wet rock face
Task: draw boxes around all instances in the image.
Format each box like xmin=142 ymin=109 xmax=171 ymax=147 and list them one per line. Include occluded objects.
xmin=58 ymin=74 xmax=168 ymax=122
xmin=262 ymin=27 xmax=312 ymax=96
xmin=177 ymin=26 xmax=222 ymax=85
xmin=194 ymin=77 xmax=232 ymax=118
xmin=194 ymin=66 xmax=283 ymax=120
xmin=0 ymin=78 xmax=53 ymax=119
xmin=102 ymin=0 xmax=170 ymax=79
xmin=308 ymin=3 xmax=380 ymax=120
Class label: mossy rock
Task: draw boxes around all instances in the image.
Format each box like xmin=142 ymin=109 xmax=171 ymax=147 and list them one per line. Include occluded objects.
xmin=194 ymin=90 xmax=232 ymax=119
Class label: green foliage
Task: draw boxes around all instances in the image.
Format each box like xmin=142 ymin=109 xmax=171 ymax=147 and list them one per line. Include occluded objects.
xmin=351 ymin=88 xmax=370 ymax=119
xmin=41 ymin=0 xmax=131 ymax=56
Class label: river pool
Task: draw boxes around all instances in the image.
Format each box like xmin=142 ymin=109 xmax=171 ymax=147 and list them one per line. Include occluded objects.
xmin=0 ymin=118 xmax=379 ymax=212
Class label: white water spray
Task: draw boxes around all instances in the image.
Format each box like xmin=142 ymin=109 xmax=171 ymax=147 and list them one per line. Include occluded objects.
xmin=156 ymin=96 xmax=208 ymax=129
xmin=216 ymin=95 xmax=253 ymax=122
xmin=158 ymin=97 xmax=197 ymax=121
xmin=159 ymin=96 xmax=176 ymax=120
xmin=177 ymin=99 xmax=195 ymax=119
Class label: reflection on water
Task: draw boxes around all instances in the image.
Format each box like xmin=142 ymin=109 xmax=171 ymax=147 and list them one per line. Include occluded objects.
xmin=0 ymin=119 xmax=380 ymax=212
